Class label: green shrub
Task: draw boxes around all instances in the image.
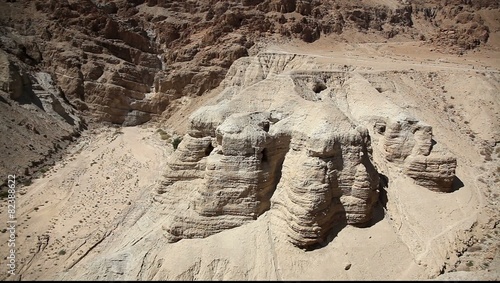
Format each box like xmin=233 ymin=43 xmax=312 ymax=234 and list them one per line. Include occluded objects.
xmin=157 ymin=129 xmax=170 ymax=140
xmin=172 ymin=137 xmax=183 ymax=150
xmin=58 ymin=249 xmax=66 ymax=256
xmin=0 ymin=190 xmax=8 ymax=199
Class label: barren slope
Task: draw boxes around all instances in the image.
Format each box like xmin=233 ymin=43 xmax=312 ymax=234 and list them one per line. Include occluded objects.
xmin=1 ymin=42 xmax=498 ymax=281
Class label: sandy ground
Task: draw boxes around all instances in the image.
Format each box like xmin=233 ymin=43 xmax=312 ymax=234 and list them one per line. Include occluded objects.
xmin=0 ymin=41 xmax=498 ymax=281
xmin=0 ymin=126 xmax=169 ymax=280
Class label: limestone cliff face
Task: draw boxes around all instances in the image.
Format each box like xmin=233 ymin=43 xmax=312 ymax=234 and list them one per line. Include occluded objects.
xmin=157 ymin=53 xmax=382 ymax=248
xmin=155 ymin=52 xmax=460 ymax=248
xmin=0 ymin=49 xmax=84 ymax=187
xmin=376 ymin=116 xmax=457 ymax=192
xmin=2 ymin=0 xmax=496 ymax=127
xmin=271 ymin=127 xmax=379 ymax=247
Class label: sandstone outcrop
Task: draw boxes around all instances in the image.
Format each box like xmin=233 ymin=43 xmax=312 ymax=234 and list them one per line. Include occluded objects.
xmin=156 ymin=51 xmax=462 ymax=248
xmin=3 ymin=0 xmax=495 ymax=126
xmin=373 ymin=115 xmax=457 ymax=192
xmin=157 ymin=53 xmax=382 ymax=248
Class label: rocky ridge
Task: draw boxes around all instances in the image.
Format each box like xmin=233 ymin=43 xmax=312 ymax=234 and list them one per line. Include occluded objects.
xmin=1 ymin=0 xmax=498 ymax=125
xmin=1 ymin=0 xmax=497 ymax=184
xmin=157 ymin=52 xmax=459 ymax=248
xmin=0 ymin=48 xmax=84 ymax=189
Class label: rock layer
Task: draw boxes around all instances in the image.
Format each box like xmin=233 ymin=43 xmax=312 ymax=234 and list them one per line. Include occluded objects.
xmin=2 ymin=0 xmax=496 ymax=125
xmin=156 ymin=51 xmax=461 ymax=248
xmin=377 ymin=115 xmax=457 ymax=192
xmin=158 ymin=53 xmax=383 ymax=248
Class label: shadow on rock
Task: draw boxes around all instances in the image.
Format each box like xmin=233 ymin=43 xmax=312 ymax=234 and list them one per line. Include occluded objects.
xmin=450 ymin=175 xmax=464 ymax=192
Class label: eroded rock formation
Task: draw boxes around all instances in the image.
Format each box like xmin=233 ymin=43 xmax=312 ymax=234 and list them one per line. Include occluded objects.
xmin=157 ymin=53 xmax=381 ymax=248
xmin=2 ymin=0 xmax=496 ymax=126
xmin=156 ymin=52 xmax=459 ymax=248
xmin=375 ymin=115 xmax=457 ymax=192
xmin=0 ymin=49 xmax=84 ymax=187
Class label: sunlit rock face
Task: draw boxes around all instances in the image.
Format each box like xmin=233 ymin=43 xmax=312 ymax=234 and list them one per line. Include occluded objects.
xmin=157 ymin=53 xmax=387 ymax=248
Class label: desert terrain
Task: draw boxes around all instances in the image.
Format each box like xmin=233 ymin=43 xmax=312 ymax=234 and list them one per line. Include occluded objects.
xmin=1 ymin=0 xmax=499 ymax=281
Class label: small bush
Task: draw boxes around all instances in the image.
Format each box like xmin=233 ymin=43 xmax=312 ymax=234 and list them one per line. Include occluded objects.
xmin=466 ymin=261 xmax=473 ymax=267
xmin=58 ymin=249 xmax=66 ymax=256
xmin=172 ymin=137 xmax=183 ymax=150
xmin=40 ymin=167 xmax=48 ymax=173
xmin=157 ymin=129 xmax=170 ymax=140
xmin=0 ymin=190 xmax=8 ymax=199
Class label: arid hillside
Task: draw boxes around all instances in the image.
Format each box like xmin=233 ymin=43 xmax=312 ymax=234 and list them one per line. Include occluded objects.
xmin=0 ymin=0 xmax=499 ymax=281
xmin=1 ymin=0 xmax=499 ymax=184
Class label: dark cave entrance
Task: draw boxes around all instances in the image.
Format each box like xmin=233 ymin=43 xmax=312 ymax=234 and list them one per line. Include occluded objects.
xmin=205 ymin=143 xmax=214 ymax=156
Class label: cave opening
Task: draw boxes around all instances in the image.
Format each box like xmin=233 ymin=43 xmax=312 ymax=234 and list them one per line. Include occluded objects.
xmin=312 ymin=81 xmax=327 ymax=93
xmin=263 ymin=122 xmax=270 ymax=132
xmin=378 ymin=173 xmax=389 ymax=209
xmin=205 ymin=143 xmax=214 ymax=156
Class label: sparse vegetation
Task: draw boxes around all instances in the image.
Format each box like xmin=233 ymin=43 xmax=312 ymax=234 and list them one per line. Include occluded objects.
xmin=58 ymin=249 xmax=66 ymax=256
xmin=172 ymin=137 xmax=183 ymax=150
xmin=466 ymin=261 xmax=474 ymax=267
xmin=479 ymin=146 xmax=493 ymax=161
xmin=23 ymin=179 xmax=33 ymax=186
xmin=157 ymin=128 xmax=171 ymax=140
xmin=0 ymin=190 xmax=8 ymax=199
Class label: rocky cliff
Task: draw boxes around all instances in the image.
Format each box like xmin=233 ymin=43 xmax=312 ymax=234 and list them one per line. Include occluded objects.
xmin=0 ymin=0 xmax=499 ymax=279
xmin=0 ymin=48 xmax=84 ymax=188
xmin=156 ymin=52 xmax=460 ymax=248
xmin=1 ymin=0 xmax=497 ymax=185
xmin=1 ymin=0 xmax=497 ymax=125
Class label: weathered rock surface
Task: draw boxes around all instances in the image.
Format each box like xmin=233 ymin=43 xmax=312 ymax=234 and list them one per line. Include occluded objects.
xmin=404 ymin=155 xmax=457 ymax=192
xmin=156 ymin=51 xmax=463 ymax=248
xmin=158 ymin=53 xmax=382 ymax=248
xmin=0 ymin=49 xmax=84 ymax=188
xmin=2 ymin=0 xmax=497 ymax=126
xmin=374 ymin=115 xmax=457 ymax=192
